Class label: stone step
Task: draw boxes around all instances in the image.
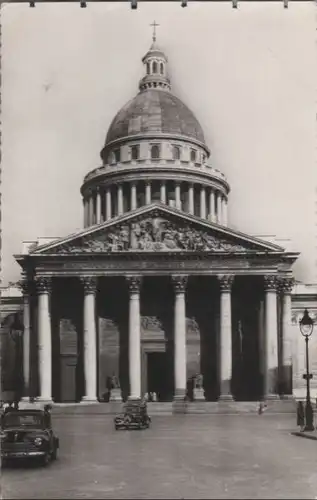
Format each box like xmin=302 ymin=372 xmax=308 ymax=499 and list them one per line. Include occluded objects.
xmin=37 ymin=399 xmax=298 ymax=416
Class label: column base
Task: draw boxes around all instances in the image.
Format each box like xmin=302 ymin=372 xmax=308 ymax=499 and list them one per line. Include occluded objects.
xmin=35 ymin=397 xmax=53 ymax=403
xmin=173 ymin=391 xmax=188 ymax=414
xmin=81 ymin=396 xmax=98 ymax=403
xmin=265 ymin=394 xmax=280 ymax=400
xmin=279 ymin=394 xmax=295 ymax=400
xmin=218 ymin=394 xmax=234 ymax=402
xmin=173 ymin=388 xmax=186 ymax=399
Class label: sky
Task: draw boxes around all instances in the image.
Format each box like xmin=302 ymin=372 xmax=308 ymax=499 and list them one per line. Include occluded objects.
xmin=2 ymin=1 xmax=316 ymax=286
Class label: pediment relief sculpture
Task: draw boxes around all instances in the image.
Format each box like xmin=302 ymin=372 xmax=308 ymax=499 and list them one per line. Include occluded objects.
xmin=49 ymin=215 xmax=261 ymax=254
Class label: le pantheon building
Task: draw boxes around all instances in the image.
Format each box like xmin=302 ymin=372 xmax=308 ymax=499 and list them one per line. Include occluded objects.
xmin=3 ymin=37 xmax=307 ymax=407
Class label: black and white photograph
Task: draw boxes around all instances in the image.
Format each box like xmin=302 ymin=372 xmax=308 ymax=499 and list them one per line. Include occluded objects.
xmin=1 ymin=1 xmax=317 ymax=498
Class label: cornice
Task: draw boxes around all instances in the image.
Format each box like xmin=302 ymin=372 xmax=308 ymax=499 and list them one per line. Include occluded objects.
xmin=101 ymin=133 xmax=210 ymax=157
xmin=81 ymin=166 xmax=230 ymax=196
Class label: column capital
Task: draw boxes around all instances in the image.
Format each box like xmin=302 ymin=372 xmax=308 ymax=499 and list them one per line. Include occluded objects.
xmin=81 ymin=276 xmax=98 ymax=294
xmin=218 ymin=274 xmax=234 ymax=292
xmin=35 ymin=276 xmax=52 ymax=294
xmin=126 ymin=275 xmax=142 ymax=294
xmin=18 ymin=277 xmax=31 ymax=296
xmin=278 ymin=276 xmax=295 ymax=294
xmin=263 ymin=275 xmax=279 ymax=292
xmin=171 ymin=275 xmax=188 ymax=293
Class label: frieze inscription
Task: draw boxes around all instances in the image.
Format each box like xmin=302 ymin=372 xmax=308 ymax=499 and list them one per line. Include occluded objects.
xmin=57 ymin=259 xmax=252 ymax=271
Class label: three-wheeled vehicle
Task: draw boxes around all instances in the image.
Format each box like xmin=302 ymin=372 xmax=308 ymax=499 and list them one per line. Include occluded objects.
xmin=114 ymin=400 xmax=151 ymax=430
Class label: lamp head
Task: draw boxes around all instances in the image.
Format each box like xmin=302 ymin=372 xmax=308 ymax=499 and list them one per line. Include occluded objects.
xmin=299 ymin=309 xmax=314 ymax=337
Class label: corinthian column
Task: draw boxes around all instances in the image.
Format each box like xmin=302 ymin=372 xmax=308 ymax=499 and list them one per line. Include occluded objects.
xmin=222 ymin=197 xmax=228 ymax=226
xmin=105 ymin=187 xmax=111 ymax=221
xmin=83 ymin=198 xmax=89 ymax=228
xmin=264 ymin=275 xmax=279 ymax=399
xmin=145 ymin=182 xmax=152 ymax=205
xmin=19 ymin=278 xmax=31 ymax=400
xmin=172 ymin=275 xmax=188 ymax=400
xmin=175 ymin=183 xmax=181 ymax=210
xmin=117 ymin=184 xmax=124 ymax=215
xmin=160 ymin=181 xmax=166 ymax=204
xmin=96 ymin=188 xmax=102 ymax=224
xmin=127 ymin=276 xmax=142 ymax=399
xmin=216 ymin=192 xmax=222 ymax=224
xmin=218 ymin=274 xmax=234 ymax=400
xmin=279 ymin=276 xmax=295 ymax=398
xmin=209 ymin=189 xmax=215 ymax=222
xmin=131 ymin=183 xmax=137 ymax=210
xmin=188 ymin=184 xmax=194 ymax=215
xmin=89 ymin=192 xmax=94 ymax=225
xmin=200 ymin=186 xmax=206 ymax=219
xmin=81 ymin=277 xmax=98 ymax=401
xmin=35 ymin=277 xmax=52 ymax=402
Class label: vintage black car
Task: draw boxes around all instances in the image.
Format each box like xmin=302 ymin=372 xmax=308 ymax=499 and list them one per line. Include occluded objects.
xmin=0 ymin=403 xmax=59 ymax=466
xmin=114 ymin=400 xmax=151 ymax=430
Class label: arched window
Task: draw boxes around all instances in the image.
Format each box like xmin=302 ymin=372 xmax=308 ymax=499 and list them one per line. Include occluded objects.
xmin=151 ymin=144 xmax=160 ymax=159
xmin=172 ymin=145 xmax=181 ymax=160
xmin=160 ymin=63 xmax=164 ymax=75
xmin=146 ymin=62 xmax=150 ymax=75
xmin=190 ymin=149 xmax=197 ymax=162
xmin=152 ymin=61 xmax=158 ymax=74
xmin=131 ymin=145 xmax=139 ymax=160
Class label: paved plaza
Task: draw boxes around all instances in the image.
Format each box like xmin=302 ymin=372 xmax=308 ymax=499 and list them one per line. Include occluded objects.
xmin=1 ymin=414 xmax=317 ymax=499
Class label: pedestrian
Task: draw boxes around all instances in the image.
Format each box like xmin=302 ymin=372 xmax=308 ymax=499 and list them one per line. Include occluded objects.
xmin=297 ymin=401 xmax=305 ymax=431
xmin=258 ymin=400 xmax=267 ymax=415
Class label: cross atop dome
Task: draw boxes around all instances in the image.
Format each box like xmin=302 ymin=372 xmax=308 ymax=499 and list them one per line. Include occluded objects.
xmin=150 ymin=20 xmax=160 ymax=43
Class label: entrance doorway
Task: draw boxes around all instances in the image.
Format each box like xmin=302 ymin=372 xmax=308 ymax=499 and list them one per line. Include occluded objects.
xmin=147 ymin=352 xmax=168 ymax=401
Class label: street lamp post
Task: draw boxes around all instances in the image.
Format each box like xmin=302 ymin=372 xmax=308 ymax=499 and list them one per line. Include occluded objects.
xmin=9 ymin=312 xmax=24 ymax=403
xmin=299 ymin=309 xmax=315 ymax=432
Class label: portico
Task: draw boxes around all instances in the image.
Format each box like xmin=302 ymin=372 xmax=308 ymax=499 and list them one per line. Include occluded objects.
xmin=16 ymin=204 xmax=298 ymax=405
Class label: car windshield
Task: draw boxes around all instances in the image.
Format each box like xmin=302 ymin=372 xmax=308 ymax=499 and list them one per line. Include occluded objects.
xmin=2 ymin=412 xmax=44 ymax=429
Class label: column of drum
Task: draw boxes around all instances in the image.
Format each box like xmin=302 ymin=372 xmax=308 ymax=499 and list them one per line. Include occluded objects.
xmin=83 ymin=181 xmax=228 ymax=227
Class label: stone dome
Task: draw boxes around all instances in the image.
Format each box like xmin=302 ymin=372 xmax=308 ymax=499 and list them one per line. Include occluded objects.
xmin=105 ymin=89 xmax=205 ymax=146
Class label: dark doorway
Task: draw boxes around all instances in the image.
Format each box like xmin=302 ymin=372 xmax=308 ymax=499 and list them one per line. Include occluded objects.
xmin=147 ymin=352 xmax=169 ymax=401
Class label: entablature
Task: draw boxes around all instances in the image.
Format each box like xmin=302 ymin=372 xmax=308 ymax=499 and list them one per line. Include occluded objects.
xmin=81 ymin=164 xmax=229 ymax=197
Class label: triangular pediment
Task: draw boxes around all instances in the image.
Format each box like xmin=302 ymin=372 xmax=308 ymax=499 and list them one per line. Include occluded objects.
xmin=32 ymin=204 xmax=285 ymax=255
